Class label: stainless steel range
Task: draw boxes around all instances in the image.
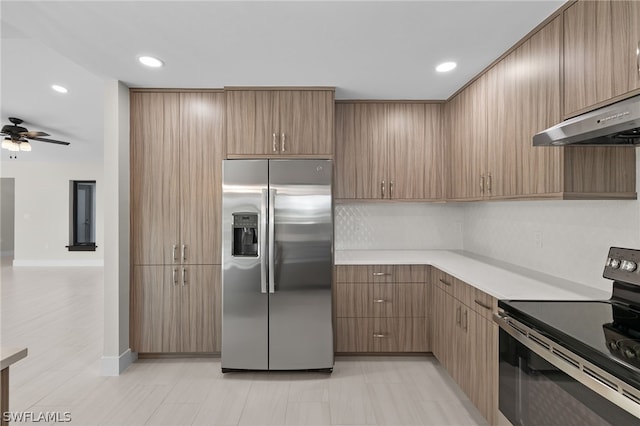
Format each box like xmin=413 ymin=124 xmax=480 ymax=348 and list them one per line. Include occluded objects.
xmin=496 ymin=247 xmax=640 ymax=425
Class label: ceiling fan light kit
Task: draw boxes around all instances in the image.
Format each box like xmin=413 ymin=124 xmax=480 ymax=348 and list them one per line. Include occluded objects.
xmin=0 ymin=117 xmax=71 ymax=155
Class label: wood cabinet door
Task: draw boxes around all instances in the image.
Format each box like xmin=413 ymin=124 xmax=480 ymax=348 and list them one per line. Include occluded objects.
xmin=131 ymin=92 xmax=180 ymax=265
xmin=335 ymin=103 xmax=388 ymax=199
xmin=179 ymin=92 xmax=224 ymax=265
xmin=486 ymin=56 xmax=517 ymax=198
xmin=131 ymin=266 xmax=179 ymax=353
xmin=563 ymin=0 xmax=613 ymax=117
xmin=612 ymin=1 xmax=640 ymax=96
xmin=180 ymin=265 xmax=220 ymax=352
xmin=225 ymin=90 xmax=277 ymax=155
xmin=515 ymin=16 xmax=563 ymax=196
xmin=278 ymin=90 xmax=334 ymax=156
xmin=468 ymin=311 xmax=498 ymax=425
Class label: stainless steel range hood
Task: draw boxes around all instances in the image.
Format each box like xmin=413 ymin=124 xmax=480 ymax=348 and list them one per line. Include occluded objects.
xmin=533 ymin=94 xmax=640 ymax=146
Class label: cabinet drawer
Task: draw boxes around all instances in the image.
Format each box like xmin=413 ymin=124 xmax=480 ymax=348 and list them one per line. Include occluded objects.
xmin=453 ymin=277 xmax=475 ymax=309
xmin=432 ymin=267 xmax=455 ymax=294
xmin=334 ymin=283 xmax=395 ymax=317
xmin=396 ymin=283 xmax=428 ymax=318
xmin=335 ymin=318 xmax=428 ymax=353
xmin=335 ymin=265 xmax=394 ymax=283
xmin=472 ymin=288 xmax=497 ymax=320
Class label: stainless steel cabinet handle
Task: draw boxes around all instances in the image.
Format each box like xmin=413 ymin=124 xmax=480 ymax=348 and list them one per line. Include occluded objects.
xmin=373 ymin=299 xmax=386 ymax=303
xmin=475 ymin=300 xmax=492 ymax=310
xmin=372 ymin=334 xmax=386 ymax=338
xmin=480 ymin=175 xmax=485 ymax=194
xmin=390 ymin=180 xmax=394 ymax=198
xmin=439 ymin=278 xmax=452 ymax=287
xmin=272 ymin=133 xmax=278 ymax=152
xmin=181 ymin=244 xmax=186 ymax=262
xmin=182 ymin=267 xmax=187 ymax=286
xmin=637 ymin=41 xmax=640 ymax=74
xmin=456 ymin=306 xmax=461 ymax=326
xmin=381 ymin=180 xmax=385 ymax=198
xmin=268 ymin=188 xmax=276 ymax=294
xmin=281 ymin=133 xmax=286 ymax=152
xmin=260 ymin=189 xmax=268 ymax=294
xmin=173 ymin=268 xmax=177 ymax=285
xmin=463 ymin=309 xmax=468 ymax=331
xmin=372 ymin=272 xmax=390 ymax=277
xmin=172 ymin=245 xmax=177 ymax=263
xmin=487 ymin=173 xmax=492 ymax=194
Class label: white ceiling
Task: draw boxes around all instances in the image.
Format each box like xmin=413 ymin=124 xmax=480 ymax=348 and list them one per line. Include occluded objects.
xmin=0 ymin=0 xmax=565 ymax=163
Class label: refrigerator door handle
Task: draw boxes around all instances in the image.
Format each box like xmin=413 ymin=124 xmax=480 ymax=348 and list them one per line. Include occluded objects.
xmin=268 ymin=188 xmax=276 ymax=294
xmin=260 ymin=189 xmax=268 ymax=294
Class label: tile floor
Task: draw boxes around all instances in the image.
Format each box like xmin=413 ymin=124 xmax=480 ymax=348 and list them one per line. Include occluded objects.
xmin=1 ymin=258 xmax=487 ymax=425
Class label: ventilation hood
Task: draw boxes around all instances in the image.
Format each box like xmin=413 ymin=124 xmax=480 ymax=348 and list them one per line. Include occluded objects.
xmin=533 ymin=94 xmax=640 ymax=146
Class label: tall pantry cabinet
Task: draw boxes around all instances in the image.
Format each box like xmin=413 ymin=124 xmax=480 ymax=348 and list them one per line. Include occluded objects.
xmin=130 ymin=90 xmax=224 ymax=353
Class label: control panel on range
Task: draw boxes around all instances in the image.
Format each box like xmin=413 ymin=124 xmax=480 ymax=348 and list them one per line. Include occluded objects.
xmin=604 ymin=247 xmax=640 ymax=283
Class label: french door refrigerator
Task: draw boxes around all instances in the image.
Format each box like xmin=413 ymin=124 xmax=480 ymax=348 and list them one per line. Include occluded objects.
xmin=221 ymin=159 xmax=333 ymax=372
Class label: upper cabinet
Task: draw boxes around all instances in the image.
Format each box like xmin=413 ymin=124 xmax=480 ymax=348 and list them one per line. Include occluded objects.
xmin=225 ymin=88 xmax=334 ymax=157
xmin=131 ymin=90 xmax=225 ymax=265
xmin=564 ymin=0 xmax=640 ymax=117
xmin=336 ymin=102 xmax=443 ymax=200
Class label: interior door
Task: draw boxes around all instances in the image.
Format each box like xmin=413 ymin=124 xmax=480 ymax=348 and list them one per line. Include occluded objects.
xmin=268 ymin=159 xmax=334 ymax=370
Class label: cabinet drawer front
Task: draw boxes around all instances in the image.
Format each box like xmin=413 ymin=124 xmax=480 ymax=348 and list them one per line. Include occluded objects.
xmin=335 ymin=265 xmax=394 ymax=283
xmin=396 ymin=283 xmax=428 ymax=318
xmin=432 ymin=267 xmax=455 ymax=294
xmin=472 ymin=288 xmax=497 ymax=320
xmin=335 ymin=318 xmax=400 ymax=352
xmin=394 ymin=265 xmax=428 ymax=283
xmin=453 ymin=277 xmax=475 ymax=308
xmin=335 ymin=283 xmax=395 ymax=317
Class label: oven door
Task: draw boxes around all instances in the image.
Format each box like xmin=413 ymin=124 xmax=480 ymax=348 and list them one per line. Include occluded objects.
xmin=498 ymin=327 xmax=640 ymax=425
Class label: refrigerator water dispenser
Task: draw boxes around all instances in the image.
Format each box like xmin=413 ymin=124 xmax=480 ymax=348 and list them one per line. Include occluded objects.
xmin=232 ymin=213 xmax=258 ymax=257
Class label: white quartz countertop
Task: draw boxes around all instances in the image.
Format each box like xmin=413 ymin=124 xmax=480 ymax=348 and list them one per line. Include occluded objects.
xmin=1 ymin=347 xmax=27 ymax=370
xmin=335 ymin=250 xmax=611 ymax=301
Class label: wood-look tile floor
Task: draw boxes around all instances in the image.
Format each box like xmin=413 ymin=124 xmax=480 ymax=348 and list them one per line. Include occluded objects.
xmin=1 ymin=258 xmax=487 ymax=426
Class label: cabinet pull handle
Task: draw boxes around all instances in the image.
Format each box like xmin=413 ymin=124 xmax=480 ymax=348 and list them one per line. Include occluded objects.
xmin=372 ymin=272 xmax=390 ymax=277
xmin=373 ymin=299 xmax=386 ymax=303
xmin=182 ymin=268 xmax=187 ymax=286
xmin=637 ymin=41 xmax=640 ymax=75
xmin=474 ymin=299 xmax=492 ymax=310
xmin=456 ymin=306 xmax=461 ymax=325
xmin=463 ymin=309 xmax=468 ymax=331
xmin=372 ymin=333 xmax=386 ymax=338
xmin=480 ymin=175 xmax=485 ymax=194
xmin=181 ymin=244 xmax=186 ymax=262
xmin=172 ymin=244 xmax=177 ymax=263
xmin=487 ymin=173 xmax=492 ymax=193
xmin=439 ymin=278 xmax=452 ymax=287
xmin=272 ymin=133 xmax=278 ymax=152
xmin=281 ymin=133 xmax=286 ymax=152
xmin=173 ymin=268 xmax=178 ymax=286
xmin=381 ymin=180 xmax=385 ymax=198
xmin=389 ymin=180 xmax=394 ymax=198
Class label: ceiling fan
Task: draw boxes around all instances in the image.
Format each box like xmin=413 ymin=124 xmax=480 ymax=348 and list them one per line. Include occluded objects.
xmin=1 ymin=117 xmax=71 ymax=155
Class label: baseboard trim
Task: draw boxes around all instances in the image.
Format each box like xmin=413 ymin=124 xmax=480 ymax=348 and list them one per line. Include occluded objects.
xmin=101 ymin=349 xmax=137 ymax=376
xmin=13 ymin=259 xmax=104 ymax=267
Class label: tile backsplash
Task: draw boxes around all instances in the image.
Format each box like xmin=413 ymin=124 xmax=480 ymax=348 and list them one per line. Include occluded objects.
xmin=335 ymin=202 xmax=464 ymax=250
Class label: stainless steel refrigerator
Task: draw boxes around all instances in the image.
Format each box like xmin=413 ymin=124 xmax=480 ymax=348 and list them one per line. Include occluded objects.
xmin=221 ymin=159 xmax=333 ymax=372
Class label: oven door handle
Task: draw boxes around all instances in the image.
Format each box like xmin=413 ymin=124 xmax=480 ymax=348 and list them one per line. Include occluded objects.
xmin=494 ymin=312 xmax=640 ymax=419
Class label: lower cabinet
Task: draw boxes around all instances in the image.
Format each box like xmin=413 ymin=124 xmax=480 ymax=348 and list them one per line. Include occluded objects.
xmin=334 ymin=265 xmax=430 ymax=353
xmin=431 ymin=268 xmax=498 ymax=425
xmin=131 ymin=264 xmax=221 ymax=353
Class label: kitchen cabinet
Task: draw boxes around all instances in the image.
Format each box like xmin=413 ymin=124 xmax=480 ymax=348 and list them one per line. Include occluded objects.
xmin=131 ymin=91 xmax=224 ymax=265
xmin=564 ymin=0 xmax=640 ymax=118
xmin=335 ymin=102 xmax=443 ymax=200
xmin=130 ymin=90 xmax=224 ymax=353
xmin=334 ymin=265 xmax=430 ymax=353
xmin=225 ymin=88 xmax=334 ymax=157
xmin=131 ymin=265 xmax=221 ymax=353
xmin=430 ymin=268 xmax=498 ymax=425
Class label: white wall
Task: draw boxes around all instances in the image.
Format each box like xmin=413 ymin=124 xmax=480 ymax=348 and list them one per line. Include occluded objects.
xmin=1 ymin=178 xmax=15 ymax=256
xmin=462 ymin=147 xmax=640 ymax=290
xmin=335 ymin=202 xmax=464 ymax=250
xmin=1 ymin=161 xmax=103 ymax=266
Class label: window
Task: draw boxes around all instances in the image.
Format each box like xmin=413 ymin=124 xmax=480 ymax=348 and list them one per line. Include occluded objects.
xmin=67 ymin=180 xmax=96 ymax=251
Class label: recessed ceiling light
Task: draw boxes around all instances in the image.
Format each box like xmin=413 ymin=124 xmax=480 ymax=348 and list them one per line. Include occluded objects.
xmin=51 ymin=84 xmax=68 ymax=93
xmin=138 ymin=56 xmax=164 ymax=68
xmin=436 ymin=62 xmax=457 ymax=73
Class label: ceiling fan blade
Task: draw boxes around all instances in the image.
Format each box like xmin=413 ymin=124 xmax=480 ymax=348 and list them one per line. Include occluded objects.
xmin=20 ymin=131 xmax=50 ymax=138
xmin=29 ymin=136 xmax=71 ymax=146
